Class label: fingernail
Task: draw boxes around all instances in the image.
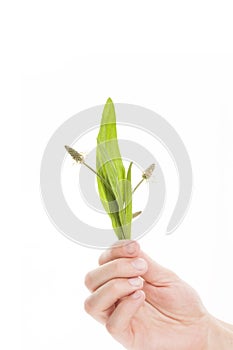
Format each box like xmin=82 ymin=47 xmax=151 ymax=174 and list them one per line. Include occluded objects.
xmin=131 ymin=290 xmax=143 ymax=299
xmin=131 ymin=258 xmax=147 ymax=270
xmin=125 ymin=242 xmax=136 ymax=254
xmin=128 ymin=277 xmax=143 ymax=287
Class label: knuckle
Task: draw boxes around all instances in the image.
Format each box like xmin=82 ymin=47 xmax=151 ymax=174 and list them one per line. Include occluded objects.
xmin=110 ymin=240 xmax=127 ymax=255
xmin=84 ymin=272 xmax=93 ymax=290
xmin=105 ymin=321 xmax=117 ymax=334
xmin=98 ymin=253 xmax=106 ymax=265
xmin=111 ymin=258 xmax=129 ymax=276
xmin=114 ymin=240 xmax=128 ymax=251
xmin=112 ymin=260 xmax=122 ymax=276
xmin=110 ymin=279 xmax=121 ymax=294
xmin=83 ymin=297 xmax=92 ymax=314
xmin=99 ymin=240 xmax=134 ymax=266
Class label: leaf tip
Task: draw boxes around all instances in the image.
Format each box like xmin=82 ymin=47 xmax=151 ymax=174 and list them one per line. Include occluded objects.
xmin=106 ymin=97 xmax=113 ymax=104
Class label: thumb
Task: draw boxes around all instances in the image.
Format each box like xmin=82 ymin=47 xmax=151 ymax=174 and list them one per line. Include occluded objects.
xmin=138 ymin=250 xmax=179 ymax=286
xmin=106 ymin=290 xmax=145 ymax=344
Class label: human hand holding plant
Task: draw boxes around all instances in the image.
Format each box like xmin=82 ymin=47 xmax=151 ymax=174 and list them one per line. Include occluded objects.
xmin=84 ymin=240 xmax=233 ymax=350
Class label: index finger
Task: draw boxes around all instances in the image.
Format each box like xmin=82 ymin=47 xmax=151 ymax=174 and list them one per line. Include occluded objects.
xmin=99 ymin=240 xmax=179 ymax=286
xmin=98 ymin=240 xmax=140 ymax=265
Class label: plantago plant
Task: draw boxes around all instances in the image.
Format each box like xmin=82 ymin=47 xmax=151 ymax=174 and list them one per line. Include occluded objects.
xmin=65 ymin=98 xmax=155 ymax=240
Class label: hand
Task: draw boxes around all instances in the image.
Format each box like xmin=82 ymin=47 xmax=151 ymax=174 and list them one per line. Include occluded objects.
xmin=84 ymin=240 xmax=233 ymax=350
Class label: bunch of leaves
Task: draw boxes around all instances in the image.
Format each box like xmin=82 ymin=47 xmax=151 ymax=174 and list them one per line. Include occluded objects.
xmin=96 ymin=98 xmax=133 ymax=240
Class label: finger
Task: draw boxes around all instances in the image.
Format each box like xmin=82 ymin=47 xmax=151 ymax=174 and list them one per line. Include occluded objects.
xmin=98 ymin=240 xmax=178 ymax=286
xmin=105 ymin=290 xmax=145 ymax=342
xmin=85 ymin=257 xmax=148 ymax=292
xmin=84 ymin=277 xmax=144 ymax=324
xmin=138 ymin=251 xmax=179 ymax=286
xmin=98 ymin=240 xmax=140 ymax=265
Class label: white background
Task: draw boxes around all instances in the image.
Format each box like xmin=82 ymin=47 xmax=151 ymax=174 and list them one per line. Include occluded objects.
xmin=1 ymin=1 xmax=233 ymax=349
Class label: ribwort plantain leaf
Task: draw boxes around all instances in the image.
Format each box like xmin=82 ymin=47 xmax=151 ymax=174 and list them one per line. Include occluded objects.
xmin=65 ymin=98 xmax=156 ymax=241
xmin=119 ymin=161 xmax=133 ymax=239
xmin=96 ymin=98 xmax=132 ymax=240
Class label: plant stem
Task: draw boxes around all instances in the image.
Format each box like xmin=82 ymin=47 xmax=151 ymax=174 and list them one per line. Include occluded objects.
xmin=132 ymin=178 xmax=145 ymax=194
xmin=65 ymin=145 xmax=116 ymax=196
xmin=132 ymin=163 xmax=156 ymax=194
xmin=82 ymin=161 xmax=117 ymax=196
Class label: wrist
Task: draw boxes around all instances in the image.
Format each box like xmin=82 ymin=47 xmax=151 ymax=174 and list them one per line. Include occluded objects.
xmin=206 ymin=315 xmax=233 ymax=350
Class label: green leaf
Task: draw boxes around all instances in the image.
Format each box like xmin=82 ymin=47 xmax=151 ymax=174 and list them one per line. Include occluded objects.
xmin=97 ymin=165 xmax=125 ymax=239
xmin=119 ymin=162 xmax=133 ymax=239
xmin=96 ymin=98 xmax=125 ymax=200
xmin=96 ymin=98 xmax=127 ymax=239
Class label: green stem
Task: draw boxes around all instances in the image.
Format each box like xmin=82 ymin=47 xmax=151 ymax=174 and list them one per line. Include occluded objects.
xmin=83 ymin=161 xmax=114 ymax=194
xmin=132 ymin=178 xmax=145 ymax=194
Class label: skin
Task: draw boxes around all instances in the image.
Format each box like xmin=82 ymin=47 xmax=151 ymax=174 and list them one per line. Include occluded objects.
xmin=84 ymin=240 xmax=233 ymax=350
